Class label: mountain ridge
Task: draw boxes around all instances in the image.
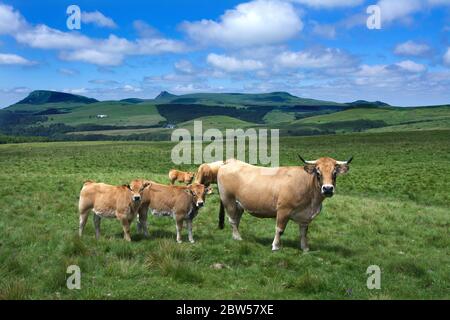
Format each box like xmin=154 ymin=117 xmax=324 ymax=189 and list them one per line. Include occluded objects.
xmin=15 ymin=90 xmax=98 ymax=105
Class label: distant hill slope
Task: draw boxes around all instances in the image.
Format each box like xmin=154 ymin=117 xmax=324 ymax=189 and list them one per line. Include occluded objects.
xmin=15 ymin=90 xmax=98 ymax=105
xmin=1 ymin=89 xmax=448 ymax=140
xmin=153 ymin=91 xmax=345 ymax=107
xmin=347 ymin=100 xmax=391 ymax=108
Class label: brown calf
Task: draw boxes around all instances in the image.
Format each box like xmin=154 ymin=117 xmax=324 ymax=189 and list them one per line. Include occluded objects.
xmin=130 ymin=180 xmax=211 ymax=243
xmin=78 ymin=180 xmax=150 ymax=241
xmin=194 ymin=161 xmax=224 ymax=186
xmin=168 ymin=169 xmax=195 ymax=185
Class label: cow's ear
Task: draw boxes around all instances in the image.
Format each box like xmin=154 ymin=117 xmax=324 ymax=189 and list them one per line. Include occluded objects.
xmin=124 ymin=184 xmax=131 ymax=190
xmin=206 ymin=186 xmax=213 ymax=195
xmin=336 ymin=164 xmax=349 ymax=175
xmin=143 ymin=181 xmax=152 ymax=189
xmin=303 ymin=164 xmax=316 ymax=175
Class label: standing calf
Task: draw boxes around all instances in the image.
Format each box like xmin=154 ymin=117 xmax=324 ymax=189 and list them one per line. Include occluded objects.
xmin=168 ymin=169 xmax=195 ymax=185
xmin=194 ymin=161 xmax=224 ymax=187
xmin=78 ymin=180 xmax=150 ymax=241
xmin=131 ymin=179 xmax=211 ymax=243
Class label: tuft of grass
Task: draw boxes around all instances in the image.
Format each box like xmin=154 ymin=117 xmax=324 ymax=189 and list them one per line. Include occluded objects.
xmin=0 ymin=280 xmax=31 ymax=300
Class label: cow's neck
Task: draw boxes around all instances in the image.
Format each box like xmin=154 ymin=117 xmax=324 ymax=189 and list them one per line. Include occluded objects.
xmin=309 ymin=174 xmax=325 ymax=205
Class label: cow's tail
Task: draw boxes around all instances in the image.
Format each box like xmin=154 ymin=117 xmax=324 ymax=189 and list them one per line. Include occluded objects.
xmin=218 ymin=200 xmax=225 ymax=229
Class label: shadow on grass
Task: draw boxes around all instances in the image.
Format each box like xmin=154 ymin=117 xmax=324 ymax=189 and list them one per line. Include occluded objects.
xmin=251 ymin=235 xmax=300 ymax=250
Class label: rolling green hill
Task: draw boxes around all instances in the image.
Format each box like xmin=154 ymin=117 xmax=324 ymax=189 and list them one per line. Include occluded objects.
xmin=15 ymin=90 xmax=98 ymax=105
xmin=1 ymin=90 xmax=449 ymax=141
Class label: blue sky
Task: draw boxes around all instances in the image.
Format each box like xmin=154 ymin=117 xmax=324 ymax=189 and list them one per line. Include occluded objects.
xmin=0 ymin=0 xmax=449 ymax=107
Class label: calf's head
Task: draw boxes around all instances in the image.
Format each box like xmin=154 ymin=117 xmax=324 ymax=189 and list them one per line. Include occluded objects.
xmin=187 ymin=183 xmax=212 ymax=208
xmin=298 ymin=155 xmax=352 ymax=198
xmin=186 ymin=172 xmax=195 ymax=183
xmin=127 ymin=179 xmax=152 ymax=202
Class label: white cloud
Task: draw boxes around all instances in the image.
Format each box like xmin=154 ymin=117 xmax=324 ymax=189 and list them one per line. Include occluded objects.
xmin=133 ymin=20 xmax=160 ymax=38
xmin=0 ymin=53 xmax=34 ymax=65
xmin=0 ymin=4 xmax=26 ymax=35
xmin=377 ymin=0 xmax=423 ymax=23
xmin=207 ymin=53 xmax=264 ymax=72
xmin=15 ymin=25 xmax=93 ymax=49
xmin=395 ymin=60 xmax=426 ymax=73
xmin=444 ymin=48 xmax=450 ymax=66
xmin=82 ymin=11 xmax=117 ymax=28
xmin=394 ymin=41 xmax=431 ymax=56
xmin=290 ymin=0 xmax=363 ymax=8
xmin=123 ymin=84 xmax=142 ymax=92
xmin=275 ymin=48 xmax=355 ymax=69
xmin=311 ymin=22 xmax=336 ymax=39
xmin=58 ymin=68 xmax=79 ymax=76
xmin=181 ymin=0 xmax=303 ymax=48
xmin=60 ymin=49 xmax=123 ymax=66
xmin=0 ymin=3 xmax=186 ymax=66
xmin=175 ymin=60 xmax=195 ymax=74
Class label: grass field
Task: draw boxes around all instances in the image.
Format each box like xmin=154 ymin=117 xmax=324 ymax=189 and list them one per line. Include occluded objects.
xmin=0 ymin=130 xmax=449 ymax=299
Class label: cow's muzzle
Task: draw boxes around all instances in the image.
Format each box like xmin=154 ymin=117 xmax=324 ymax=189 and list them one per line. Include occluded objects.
xmin=133 ymin=195 xmax=141 ymax=202
xmin=196 ymin=201 xmax=204 ymax=208
xmin=321 ymin=185 xmax=334 ymax=197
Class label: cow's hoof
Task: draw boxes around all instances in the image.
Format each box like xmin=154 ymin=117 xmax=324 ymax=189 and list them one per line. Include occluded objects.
xmin=189 ymin=240 xmax=195 ymax=244
xmin=272 ymin=246 xmax=280 ymax=251
xmin=177 ymin=240 xmax=183 ymax=244
xmin=233 ymin=235 xmax=243 ymax=241
xmin=302 ymin=247 xmax=310 ymax=253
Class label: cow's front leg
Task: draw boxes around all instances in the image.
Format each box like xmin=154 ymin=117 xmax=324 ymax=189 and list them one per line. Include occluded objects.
xmin=137 ymin=207 xmax=149 ymax=237
xmin=187 ymin=219 xmax=195 ymax=243
xmin=120 ymin=216 xmax=132 ymax=242
xmin=272 ymin=211 xmax=289 ymax=251
xmin=175 ymin=217 xmax=183 ymax=243
xmin=299 ymin=224 xmax=309 ymax=252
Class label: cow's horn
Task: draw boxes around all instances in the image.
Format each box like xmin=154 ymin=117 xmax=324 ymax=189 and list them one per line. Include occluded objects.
xmin=298 ymin=154 xmax=317 ymax=165
xmin=336 ymin=156 xmax=353 ymax=165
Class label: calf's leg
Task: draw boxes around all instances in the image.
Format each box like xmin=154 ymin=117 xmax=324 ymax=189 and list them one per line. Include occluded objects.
xmin=93 ymin=214 xmax=101 ymax=240
xmin=120 ymin=216 xmax=132 ymax=242
xmin=175 ymin=217 xmax=184 ymax=243
xmin=137 ymin=207 xmax=149 ymax=237
xmin=78 ymin=209 xmax=89 ymax=237
xmin=187 ymin=219 xmax=194 ymax=243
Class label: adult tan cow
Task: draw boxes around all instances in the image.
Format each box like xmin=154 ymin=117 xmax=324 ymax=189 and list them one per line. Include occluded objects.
xmin=217 ymin=156 xmax=352 ymax=251
xmin=168 ymin=169 xmax=195 ymax=185
xmin=130 ymin=180 xmax=211 ymax=243
xmin=78 ymin=180 xmax=150 ymax=241
xmin=194 ymin=161 xmax=225 ymax=187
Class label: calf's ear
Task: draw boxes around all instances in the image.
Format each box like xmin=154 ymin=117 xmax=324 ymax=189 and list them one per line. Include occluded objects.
xmin=124 ymin=184 xmax=132 ymax=190
xmin=336 ymin=164 xmax=350 ymax=175
xmin=303 ymin=164 xmax=316 ymax=174
xmin=143 ymin=181 xmax=152 ymax=189
xmin=206 ymin=186 xmax=213 ymax=195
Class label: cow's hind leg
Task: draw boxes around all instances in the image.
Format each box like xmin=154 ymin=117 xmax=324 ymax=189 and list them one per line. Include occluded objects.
xmin=78 ymin=209 xmax=89 ymax=237
xmin=272 ymin=211 xmax=290 ymax=251
xmin=93 ymin=214 xmax=101 ymax=240
xmin=225 ymin=201 xmax=243 ymax=241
